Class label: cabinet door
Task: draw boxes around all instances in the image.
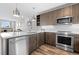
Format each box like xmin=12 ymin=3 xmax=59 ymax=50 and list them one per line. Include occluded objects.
xmin=37 ymin=33 xmax=44 ymax=48
xmin=40 ymin=32 xmax=45 ymax=44
xmin=72 ymin=3 xmax=79 ymax=24
xmin=56 ymin=8 xmax=63 ymax=18
xmin=29 ymin=34 xmax=37 ymax=54
xmin=37 ymin=33 xmax=41 ymax=47
xmin=46 ymin=32 xmax=56 ymax=46
xmin=63 ymin=6 xmax=72 ymax=17
xmin=49 ymin=10 xmax=57 ymax=25
xmin=40 ymin=12 xmax=49 ymax=26
xmin=74 ymin=35 xmax=79 ymax=53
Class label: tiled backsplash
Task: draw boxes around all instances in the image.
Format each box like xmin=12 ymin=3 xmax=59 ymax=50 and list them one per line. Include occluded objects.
xmin=41 ymin=24 xmax=79 ymax=33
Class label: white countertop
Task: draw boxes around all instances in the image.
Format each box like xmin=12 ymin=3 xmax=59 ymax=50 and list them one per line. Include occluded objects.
xmin=0 ymin=32 xmax=36 ymax=39
xmin=0 ymin=31 xmax=79 ymax=39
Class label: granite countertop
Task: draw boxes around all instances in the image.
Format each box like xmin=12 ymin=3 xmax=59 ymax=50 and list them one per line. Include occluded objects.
xmin=0 ymin=32 xmax=36 ymax=39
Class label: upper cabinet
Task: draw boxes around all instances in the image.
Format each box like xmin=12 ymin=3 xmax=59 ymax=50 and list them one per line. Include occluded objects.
xmin=72 ymin=4 xmax=79 ymax=24
xmin=40 ymin=12 xmax=50 ymax=26
xmin=40 ymin=10 xmax=57 ymax=26
xmin=63 ymin=6 xmax=72 ymax=17
xmin=56 ymin=8 xmax=63 ymax=18
xmin=38 ymin=3 xmax=79 ymax=26
xmin=56 ymin=6 xmax=72 ymax=18
xmin=49 ymin=10 xmax=57 ymax=25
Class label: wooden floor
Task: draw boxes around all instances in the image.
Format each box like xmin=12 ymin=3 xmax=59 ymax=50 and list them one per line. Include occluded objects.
xmin=31 ymin=44 xmax=78 ymax=55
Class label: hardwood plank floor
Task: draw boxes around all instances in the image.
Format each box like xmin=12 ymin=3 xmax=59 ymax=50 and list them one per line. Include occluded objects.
xmin=31 ymin=44 xmax=78 ymax=55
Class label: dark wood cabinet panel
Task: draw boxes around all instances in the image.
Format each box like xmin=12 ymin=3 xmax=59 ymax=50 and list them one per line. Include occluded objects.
xmin=63 ymin=6 xmax=72 ymax=17
xmin=72 ymin=3 xmax=79 ymax=24
xmin=56 ymin=8 xmax=63 ymax=18
xmin=45 ymin=32 xmax=56 ymax=46
xmin=56 ymin=6 xmax=72 ymax=18
xmin=37 ymin=33 xmax=41 ymax=47
xmin=37 ymin=33 xmax=45 ymax=48
xmin=49 ymin=10 xmax=57 ymax=25
xmin=40 ymin=12 xmax=50 ymax=26
xmin=39 ymin=3 xmax=79 ymax=25
xmin=74 ymin=34 xmax=79 ymax=53
xmin=40 ymin=8 xmax=64 ymax=25
xmin=29 ymin=34 xmax=37 ymax=54
xmin=40 ymin=32 xmax=45 ymax=45
xmin=29 ymin=32 xmax=45 ymax=54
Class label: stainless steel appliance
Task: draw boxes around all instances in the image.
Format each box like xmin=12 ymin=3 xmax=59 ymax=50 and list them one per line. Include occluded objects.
xmin=56 ymin=31 xmax=74 ymax=52
xmin=57 ymin=16 xmax=72 ymax=24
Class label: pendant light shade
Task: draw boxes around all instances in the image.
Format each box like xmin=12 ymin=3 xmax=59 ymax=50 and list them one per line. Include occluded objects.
xmin=13 ymin=4 xmax=20 ymax=17
xmin=32 ymin=15 xmax=36 ymax=21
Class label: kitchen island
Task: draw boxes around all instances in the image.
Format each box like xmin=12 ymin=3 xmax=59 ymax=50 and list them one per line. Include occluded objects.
xmin=0 ymin=32 xmax=34 ymax=55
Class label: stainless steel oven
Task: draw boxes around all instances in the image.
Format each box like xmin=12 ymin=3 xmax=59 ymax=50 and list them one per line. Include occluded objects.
xmin=56 ymin=31 xmax=74 ymax=52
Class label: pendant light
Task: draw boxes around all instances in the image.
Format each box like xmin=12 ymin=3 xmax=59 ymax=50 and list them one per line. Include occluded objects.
xmin=32 ymin=7 xmax=36 ymax=21
xmin=13 ymin=4 xmax=20 ymax=17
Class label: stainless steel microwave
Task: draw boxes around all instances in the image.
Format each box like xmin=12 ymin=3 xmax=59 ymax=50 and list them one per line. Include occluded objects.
xmin=57 ymin=16 xmax=72 ymax=24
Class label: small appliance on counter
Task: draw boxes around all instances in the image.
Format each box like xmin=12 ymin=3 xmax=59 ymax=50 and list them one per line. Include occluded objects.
xmin=16 ymin=29 xmax=22 ymax=32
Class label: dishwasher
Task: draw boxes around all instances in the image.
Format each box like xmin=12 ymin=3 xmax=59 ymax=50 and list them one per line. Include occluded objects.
xmin=8 ymin=36 xmax=29 ymax=55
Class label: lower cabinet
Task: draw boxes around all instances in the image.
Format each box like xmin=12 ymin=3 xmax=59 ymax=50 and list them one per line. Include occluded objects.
xmin=29 ymin=32 xmax=56 ymax=54
xmin=40 ymin=32 xmax=45 ymax=44
xmin=74 ymin=34 xmax=79 ymax=53
xmin=37 ymin=33 xmax=45 ymax=48
xmin=29 ymin=32 xmax=45 ymax=54
xmin=29 ymin=34 xmax=37 ymax=54
xmin=45 ymin=32 xmax=56 ymax=46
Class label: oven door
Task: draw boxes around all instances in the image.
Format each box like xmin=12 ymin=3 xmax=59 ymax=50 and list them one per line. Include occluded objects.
xmin=56 ymin=35 xmax=74 ymax=49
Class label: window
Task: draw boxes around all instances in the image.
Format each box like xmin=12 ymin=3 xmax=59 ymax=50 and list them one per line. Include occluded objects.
xmin=0 ymin=20 xmax=11 ymax=28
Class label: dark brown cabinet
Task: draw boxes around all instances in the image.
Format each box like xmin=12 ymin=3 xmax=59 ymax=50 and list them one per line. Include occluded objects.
xmin=45 ymin=32 xmax=56 ymax=46
xmin=63 ymin=6 xmax=72 ymax=17
xmin=40 ymin=9 xmax=64 ymax=26
xmin=40 ymin=10 xmax=57 ymax=25
xmin=39 ymin=4 xmax=79 ymax=26
xmin=72 ymin=3 xmax=79 ymax=24
xmin=56 ymin=6 xmax=72 ymax=18
xmin=37 ymin=33 xmax=45 ymax=48
xmin=29 ymin=34 xmax=37 ymax=54
xmin=39 ymin=6 xmax=73 ymax=26
xmin=56 ymin=8 xmax=63 ymax=18
xmin=49 ymin=10 xmax=57 ymax=25
xmin=29 ymin=32 xmax=45 ymax=54
xmin=74 ymin=34 xmax=79 ymax=53
xmin=40 ymin=12 xmax=50 ymax=26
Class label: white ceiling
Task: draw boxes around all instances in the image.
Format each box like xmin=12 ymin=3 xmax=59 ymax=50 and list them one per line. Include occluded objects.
xmin=0 ymin=3 xmax=66 ymax=20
